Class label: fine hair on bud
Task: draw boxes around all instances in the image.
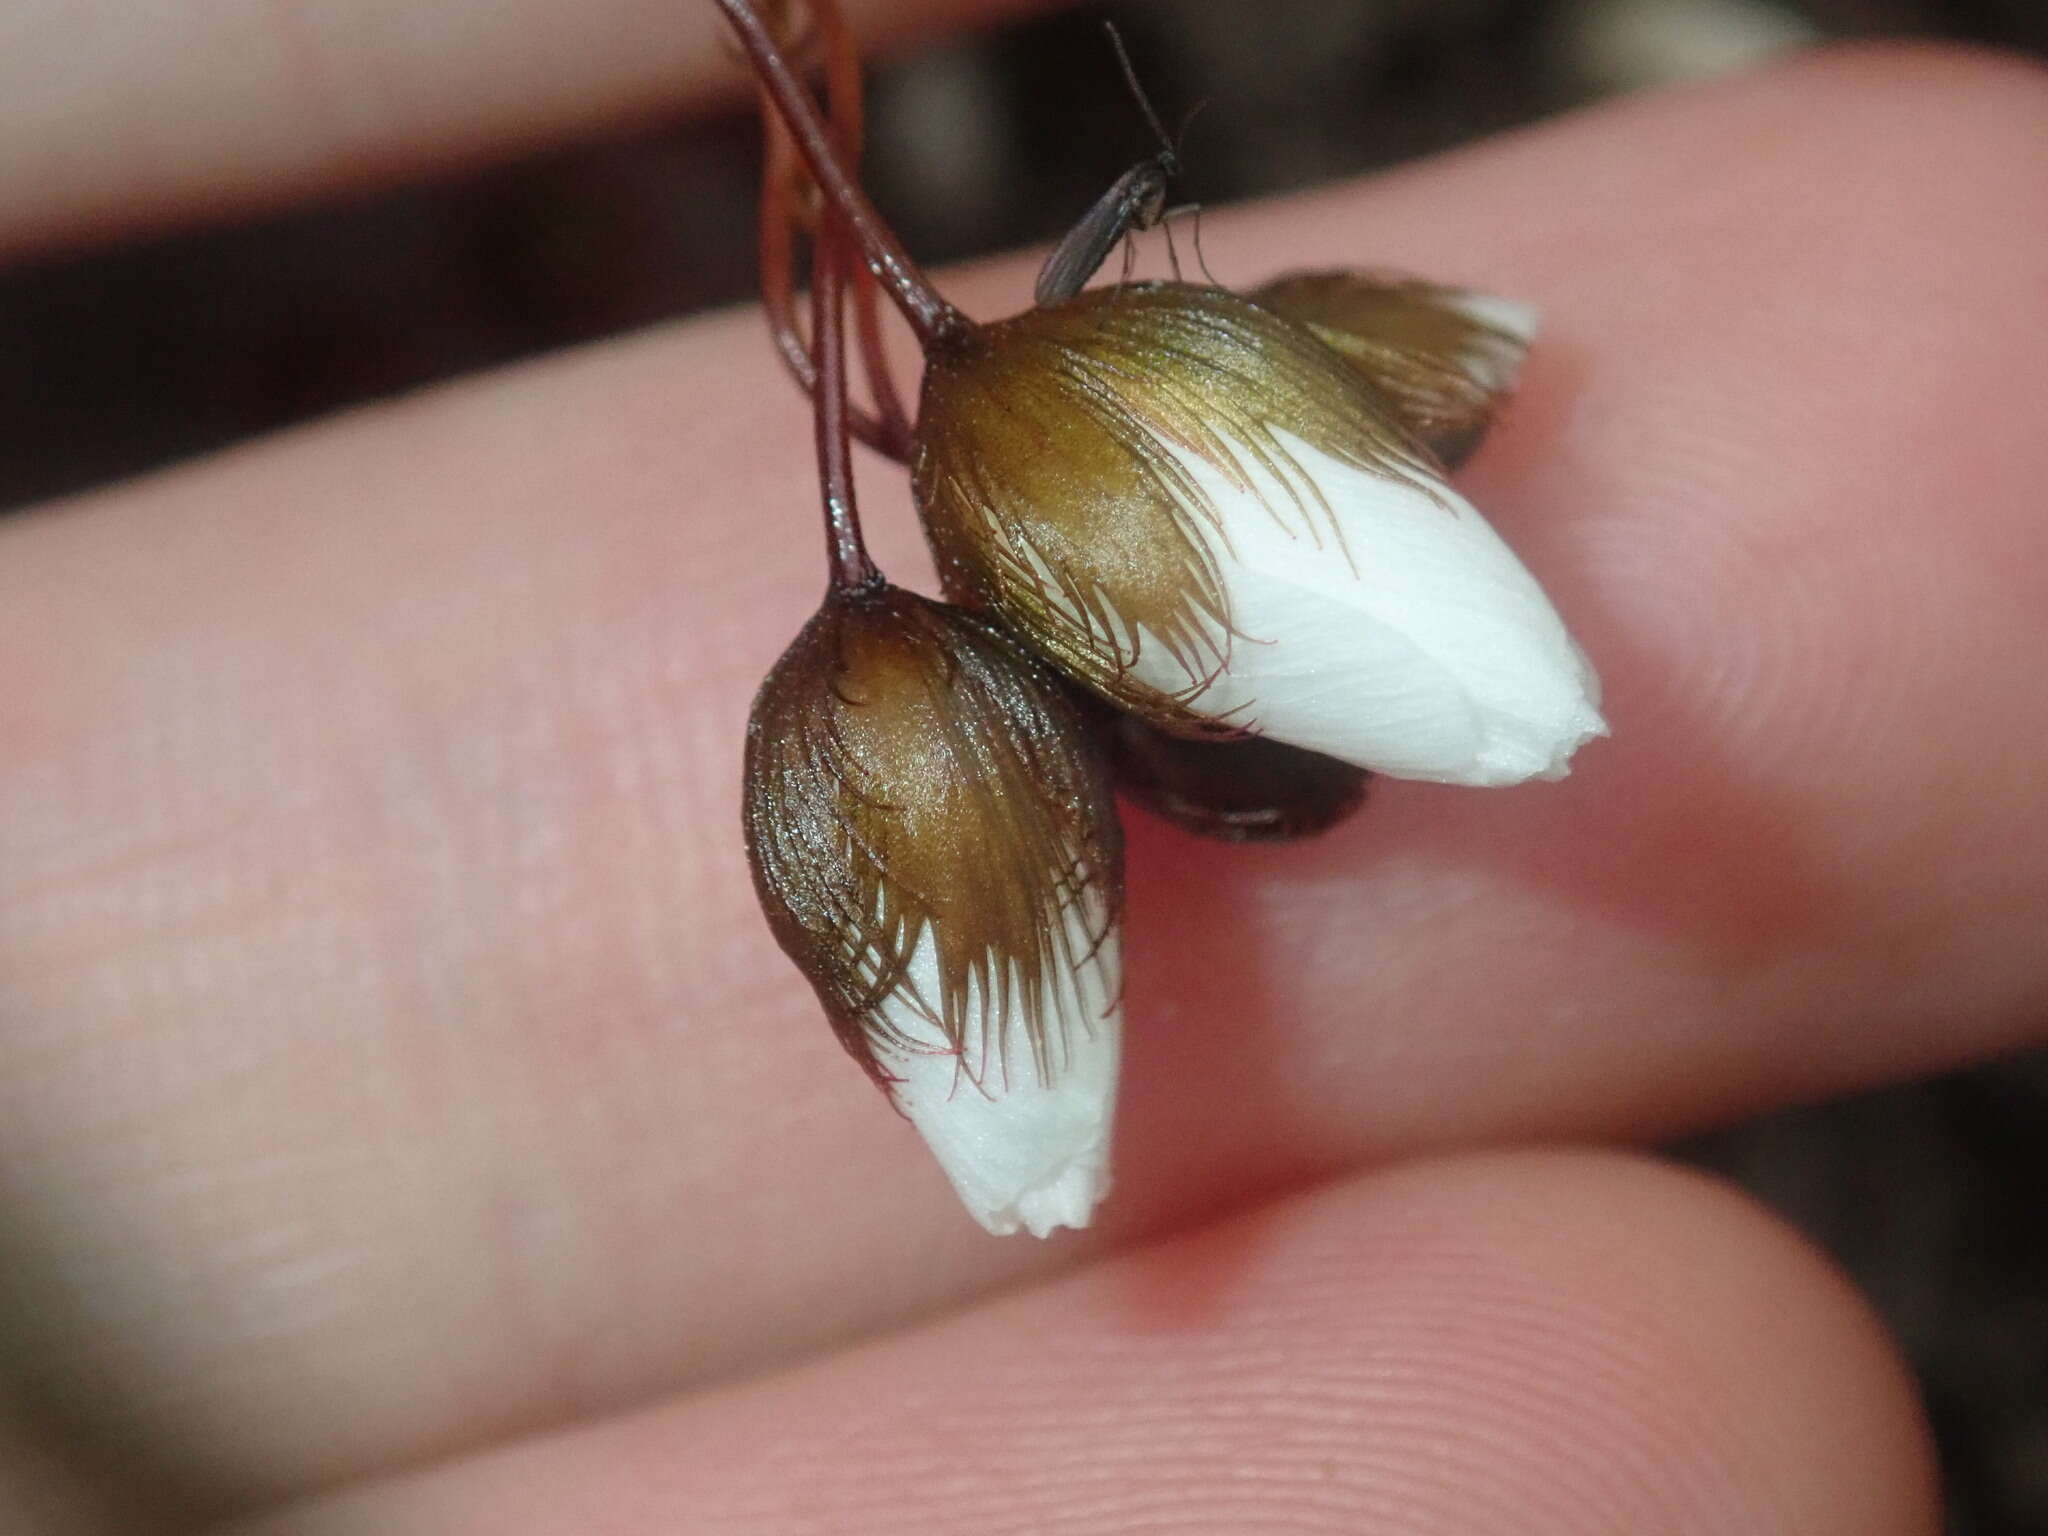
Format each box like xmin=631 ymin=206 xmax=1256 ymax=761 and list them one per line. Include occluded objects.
xmin=913 ymin=280 xmax=1604 ymax=787
xmin=1250 ymin=270 xmax=1537 ymax=471
xmin=915 ymin=281 xmax=1442 ymax=736
xmin=744 ymin=584 xmax=1123 ymax=1092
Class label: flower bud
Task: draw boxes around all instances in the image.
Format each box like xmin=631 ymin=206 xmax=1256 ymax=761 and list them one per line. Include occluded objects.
xmin=744 ymin=585 xmax=1124 ymax=1237
xmin=1250 ymin=270 xmax=1535 ymax=470
xmin=913 ymin=281 xmax=1606 ymax=787
xmin=1103 ymin=717 xmax=1369 ymax=843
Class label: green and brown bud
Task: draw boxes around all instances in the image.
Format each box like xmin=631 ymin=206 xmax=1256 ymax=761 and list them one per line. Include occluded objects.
xmin=1103 ymin=719 xmax=1370 ymax=843
xmin=1249 ymin=270 xmax=1537 ymax=470
xmin=914 ymin=280 xmax=1437 ymax=736
xmin=913 ymin=280 xmax=1605 ymax=787
xmin=743 ymin=583 xmax=1124 ymax=1236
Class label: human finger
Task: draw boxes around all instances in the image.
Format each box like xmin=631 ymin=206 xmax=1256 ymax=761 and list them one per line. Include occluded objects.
xmin=0 ymin=0 xmax=1058 ymax=258
xmin=0 ymin=43 xmax=2041 ymax=1519
xmin=232 ymin=1153 xmax=1938 ymax=1536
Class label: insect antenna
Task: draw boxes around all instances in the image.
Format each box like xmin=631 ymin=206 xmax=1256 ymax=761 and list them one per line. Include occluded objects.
xmin=1103 ymin=21 xmax=1176 ymax=171
xmin=1160 ymin=98 xmax=1212 ymax=287
xmin=1032 ymin=21 xmax=1200 ymax=305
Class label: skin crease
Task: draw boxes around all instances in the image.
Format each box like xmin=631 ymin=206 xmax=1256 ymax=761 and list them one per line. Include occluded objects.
xmin=0 ymin=6 xmax=2041 ymax=1528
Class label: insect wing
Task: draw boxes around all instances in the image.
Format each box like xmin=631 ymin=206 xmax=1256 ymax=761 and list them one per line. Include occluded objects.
xmin=1034 ymin=162 xmax=1165 ymax=306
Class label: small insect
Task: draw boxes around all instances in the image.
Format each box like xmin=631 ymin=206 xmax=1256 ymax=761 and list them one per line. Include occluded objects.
xmin=1034 ymin=23 xmax=1199 ymax=307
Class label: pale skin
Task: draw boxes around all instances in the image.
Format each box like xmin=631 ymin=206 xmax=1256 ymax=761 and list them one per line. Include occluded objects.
xmin=1 ymin=4 xmax=2044 ymax=1531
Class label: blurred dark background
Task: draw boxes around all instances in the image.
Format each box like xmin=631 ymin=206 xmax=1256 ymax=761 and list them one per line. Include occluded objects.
xmin=3 ymin=1 xmax=2043 ymax=1529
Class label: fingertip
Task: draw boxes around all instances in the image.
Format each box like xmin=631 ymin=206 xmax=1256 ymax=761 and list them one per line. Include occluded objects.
xmin=1774 ymin=35 xmax=2048 ymax=107
xmin=251 ymin=1149 xmax=1941 ymax=1536
xmin=1358 ymin=1149 xmax=1941 ymax=1536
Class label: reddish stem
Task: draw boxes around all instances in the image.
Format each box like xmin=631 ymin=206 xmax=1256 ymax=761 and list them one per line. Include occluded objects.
xmin=813 ymin=220 xmax=878 ymax=593
xmin=811 ymin=0 xmax=916 ymax=450
xmin=759 ymin=102 xmax=910 ymax=459
xmin=717 ymin=0 xmax=965 ymax=349
xmin=850 ymin=264 xmax=913 ymax=459
xmin=756 ymin=101 xmax=814 ymax=390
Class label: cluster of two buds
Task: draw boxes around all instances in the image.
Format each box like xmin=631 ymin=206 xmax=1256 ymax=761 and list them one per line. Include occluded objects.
xmin=727 ymin=0 xmax=1606 ymax=1237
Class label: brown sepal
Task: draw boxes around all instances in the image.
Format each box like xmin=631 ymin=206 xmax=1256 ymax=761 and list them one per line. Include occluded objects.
xmin=743 ymin=585 xmax=1124 ymax=1088
xmin=1249 ymin=270 xmax=1531 ymax=471
xmin=912 ymin=281 xmax=1439 ymax=735
xmin=1104 ymin=716 xmax=1370 ymax=843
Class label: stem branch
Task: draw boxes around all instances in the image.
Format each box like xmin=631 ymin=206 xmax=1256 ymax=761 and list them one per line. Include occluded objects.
xmin=813 ymin=0 xmax=917 ymax=448
xmin=813 ymin=218 xmax=878 ymax=593
xmin=758 ymin=100 xmax=909 ymax=458
xmin=718 ymin=0 xmax=966 ymax=349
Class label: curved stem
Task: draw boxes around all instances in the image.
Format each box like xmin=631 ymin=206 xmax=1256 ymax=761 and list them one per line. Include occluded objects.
xmin=813 ymin=217 xmax=879 ymax=594
xmin=850 ymin=265 xmax=914 ymax=459
xmin=813 ymin=0 xmax=916 ymax=449
xmin=718 ymin=0 xmax=967 ymax=349
xmin=757 ymin=102 xmax=815 ymax=389
xmin=759 ymin=101 xmax=907 ymax=456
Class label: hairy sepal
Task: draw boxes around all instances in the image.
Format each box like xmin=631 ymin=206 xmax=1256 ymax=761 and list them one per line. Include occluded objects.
xmin=914 ymin=282 xmax=1443 ymax=737
xmin=913 ymin=282 xmax=1603 ymax=785
xmin=743 ymin=586 xmax=1126 ymax=1234
xmin=1250 ymin=269 xmax=1537 ymax=470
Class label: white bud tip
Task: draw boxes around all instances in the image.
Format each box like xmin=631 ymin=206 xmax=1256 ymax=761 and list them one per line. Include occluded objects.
xmin=973 ymin=1141 xmax=1113 ymax=1240
xmin=1440 ymin=290 xmax=1542 ymax=348
xmin=1127 ymin=428 xmax=1607 ymax=787
xmin=873 ymin=917 xmax=1122 ymax=1239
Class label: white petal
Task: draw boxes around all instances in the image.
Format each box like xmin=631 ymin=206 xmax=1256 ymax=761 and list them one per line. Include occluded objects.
xmin=1438 ymin=289 xmax=1542 ymax=347
xmin=1435 ymin=289 xmax=1540 ymax=392
xmin=1127 ymin=429 xmax=1606 ymax=786
xmin=870 ymin=898 xmax=1121 ymax=1238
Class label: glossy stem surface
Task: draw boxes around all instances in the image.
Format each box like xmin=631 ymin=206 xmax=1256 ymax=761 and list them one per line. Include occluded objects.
xmin=813 ymin=219 xmax=879 ymax=593
xmin=751 ymin=1 xmax=913 ymax=460
xmin=813 ymin=0 xmax=916 ymax=451
xmin=758 ymin=101 xmax=908 ymax=458
xmin=718 ymin=0 xmax=965 ymax=350
xmin=756 ymin=97 xmax=815 ymax=388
